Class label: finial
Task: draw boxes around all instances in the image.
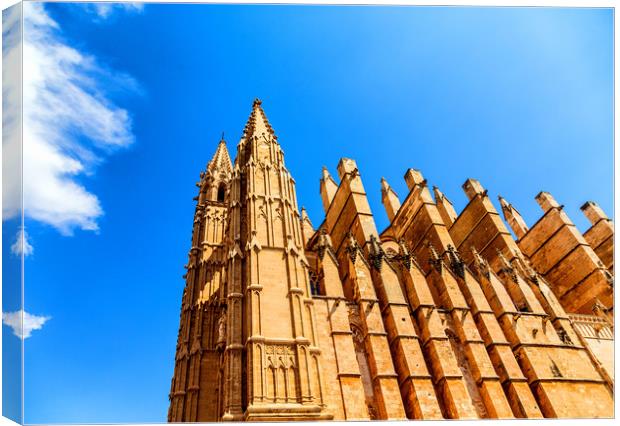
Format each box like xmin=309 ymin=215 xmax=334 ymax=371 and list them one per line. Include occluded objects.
xmin=368 ymin=235 xmax=385 ymax=271
xmin=300 ymin=206 xmax=309 ymax=221
xmin=592 ymin=299 xmax=608 ymax=317
xmin=317 ymin=227 xmax=330 ymax=260
xmin=220 ymin=131 xmax=225 ymax=142
xmin=397 ymin=239 xmax=413 ymax=270
xmin=446 ymin=245 xmax=465 ymax=278
xmin=322 ymin=166 xmax=332 ymax=180
xmin=380 ymin=177 xmax=390 ymax=191
xmin=471 ymin=246 xmax=490 ymax=278
xmin=496 ymin=249 xmax=511 ymax=269
xmin=253 ymin=98 xmax=262 ymax=107
xmin=428 ymin=242 xmax=442 ymax=272
xmin=345 ymin=232 xmax=360 ymax=264
xmin=496 ymin=249 xmax=518 ymax=282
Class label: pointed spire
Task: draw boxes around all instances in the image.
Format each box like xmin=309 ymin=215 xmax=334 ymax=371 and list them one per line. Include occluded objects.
xmin=207 ymin=137 xmax=233 ymax=175
xmin=380 ymin=177 xmax=390 ymax=192
xmin=381 ymin=177 xmax=401 ymax=222
xmin=433 ymin=185 xmax=458 ymax=227
xmin=300 ymin=206 xmax=315 ymax=248
xmin=498 ymin=195 xmax=529 ymax=239
xmin=320 ymin=166 xmax=339 ymax=213
xmin=322 ymin=165 xmax=332 ymax=181
xmin=249 ymin=98 xmax=275 ymax=136
xmin=240 ymin=98 xmax=278 ymax=149
xmin=301 ymin=206 xmax=311 ymax=224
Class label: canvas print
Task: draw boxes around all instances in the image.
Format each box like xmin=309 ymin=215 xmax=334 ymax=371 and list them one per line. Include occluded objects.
xmin=1 ymin=2 xmax=614 ymax=423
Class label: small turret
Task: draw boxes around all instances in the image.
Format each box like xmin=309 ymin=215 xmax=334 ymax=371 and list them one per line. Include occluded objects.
xmin=381 ymin=177 xmax=401 ymax=221
xmin=498 ymin=196 xmax=529 ymax=239
xmin=319 ymin=166 xmax=339 ymax=213
xmin=205 ymin=137 xmax=232 ymax=202
xmin=433 ymin=186 xmax=458 ymax=227
xmin=300 ymin=207 xmax=315 ymax=247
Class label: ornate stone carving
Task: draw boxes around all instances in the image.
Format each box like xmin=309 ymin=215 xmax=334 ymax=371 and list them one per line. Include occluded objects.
xmin=497 ymin=249 xmax=518 ymax=283
xmin=367 ymin=235 xmax=385 ymax=271
xmin=216 ymin=309 xmax=227 ymax=350
xmin=345 ymin=232 xmax=361 ymax=264
xmin=446 ymin=244 xmax=465 ymax=278
xmin=428 ymin=242 xmax=442 ymax=272
xmin=317 ymin=228 xmax=329 ymax=260
xmin=265 ymin=344 xmax=297 ymax=370
xmin=471 ymin=246 xmax=490 ymax=279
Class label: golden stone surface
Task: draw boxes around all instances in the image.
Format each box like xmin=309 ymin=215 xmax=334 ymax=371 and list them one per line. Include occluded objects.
xmin=168 ymin=100 xmax=613 ymax=421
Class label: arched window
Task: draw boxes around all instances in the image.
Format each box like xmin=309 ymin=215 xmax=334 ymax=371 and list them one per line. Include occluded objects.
xmin=217 ymin=183 xmax=226 ymax=202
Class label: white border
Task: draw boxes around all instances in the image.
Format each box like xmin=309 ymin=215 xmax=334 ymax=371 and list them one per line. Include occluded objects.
xmin=0 ymin=1 xmax=616 ymax=425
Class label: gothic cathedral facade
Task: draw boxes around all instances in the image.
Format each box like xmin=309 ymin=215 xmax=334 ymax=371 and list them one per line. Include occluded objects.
xmin=168 ymin=100 xmax=614 ymax=421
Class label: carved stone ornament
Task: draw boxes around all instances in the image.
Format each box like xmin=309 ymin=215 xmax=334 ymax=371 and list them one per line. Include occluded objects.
xmin=446 ymin=245 xmax=465 ymax=278
xmin=368 ymin=235 xmax=385 ymax=271
xmin=216 ymin=309 xmax=227 ymax=350
xmin=471 ymin=246 xmax=490 ymax=278
xmin=497 ymin=249 xmax=518 ymax=283
xmin=345 ymin=232 xmax=361 ymax=264
xmin=428 ymin=242 xmax=442 ymax=272
xmin=317 ymin=228 xmax=329 ymax=260
xmin=396 ymin=239 xmax=414 ymax=270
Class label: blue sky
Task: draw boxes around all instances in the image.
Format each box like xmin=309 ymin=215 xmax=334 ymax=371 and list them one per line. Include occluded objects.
xmin=1 ymin=3 xmax=613 ymax=423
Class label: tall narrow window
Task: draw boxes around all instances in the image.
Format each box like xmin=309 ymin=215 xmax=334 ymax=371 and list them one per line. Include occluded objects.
xmin=217 ymin=183 xmax=226 ymax=202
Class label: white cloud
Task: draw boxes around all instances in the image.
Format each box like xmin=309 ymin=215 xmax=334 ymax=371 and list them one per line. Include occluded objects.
xmin=81 ymin=3 xmax=144 ymax=20
xmin=10 ymin=228 xmax=33 ymax=256
xmin=3 ymin=3 xmax=138 ymax=235
xmin=2 ymin=5 xmax=23 ymax=221
xmin=2 ymin=310 xmax=51 ymax=339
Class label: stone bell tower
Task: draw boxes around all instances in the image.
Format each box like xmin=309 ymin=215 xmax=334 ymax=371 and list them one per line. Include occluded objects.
xmin=167 ymin=135 xmax=233 ymax=422
xmin=168 ymin=100 xmax=332 ymax=422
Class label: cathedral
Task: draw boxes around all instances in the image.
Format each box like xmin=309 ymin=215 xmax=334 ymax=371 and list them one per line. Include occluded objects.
xmin=167 ymin=99 xmax=614 ymax=421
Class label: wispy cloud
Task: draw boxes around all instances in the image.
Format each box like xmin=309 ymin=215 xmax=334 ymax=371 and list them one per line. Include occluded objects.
xmin=2 ymin=310 xmax=51 ymax=339
xmin=91 ymin=3 xmax=144 ymax=19
xmin=2 ymin=5 xmax=23 ymax=221
xmin=3 ymin=3 xmax=139 ymax=235
xmin=74 ymin=2 xmax=144 ymax=22
xmin=10 ymin=228 xmax=33 ymax=257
